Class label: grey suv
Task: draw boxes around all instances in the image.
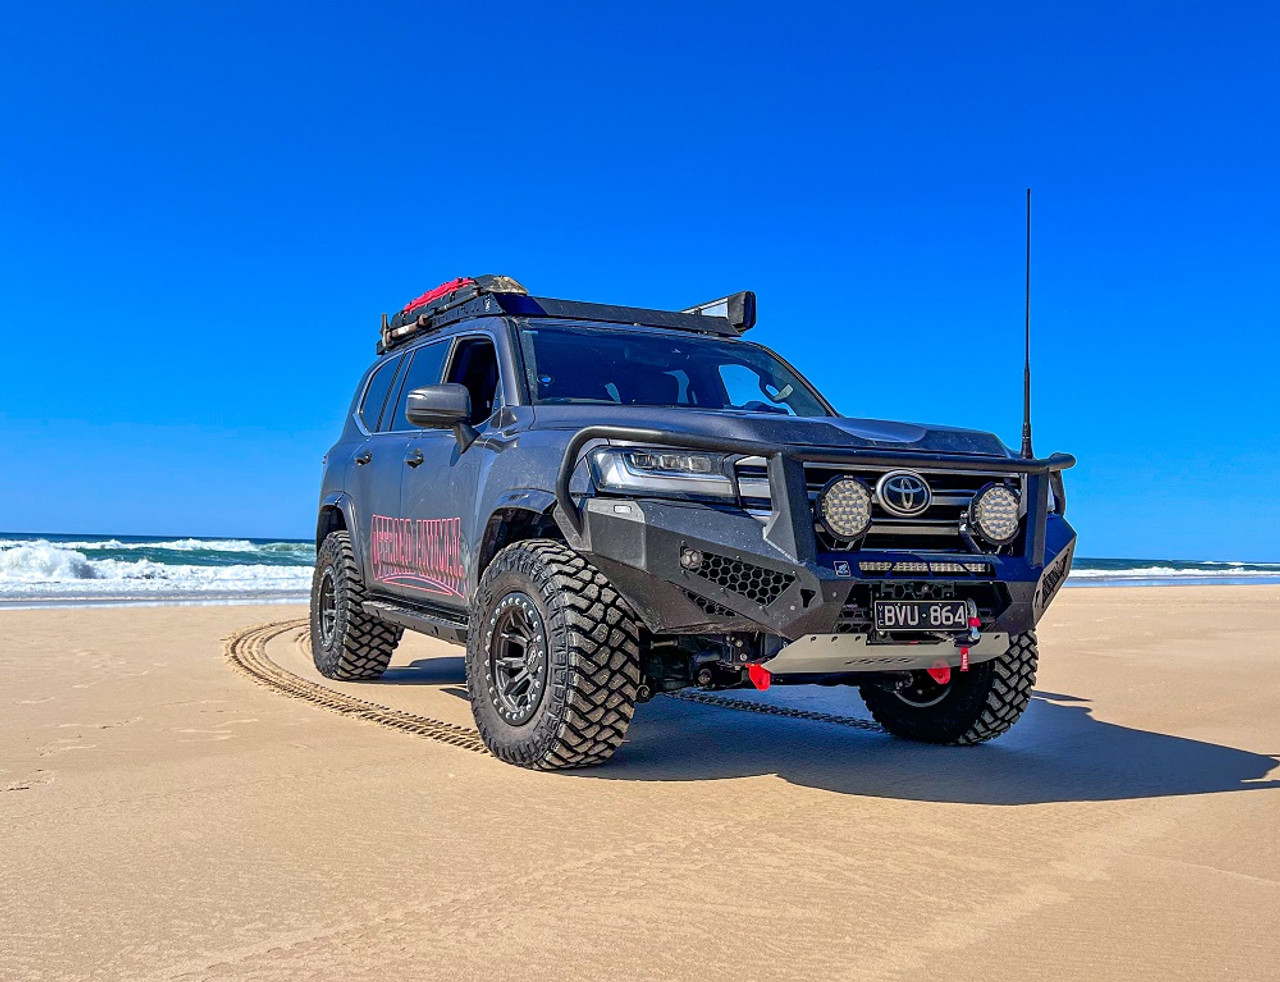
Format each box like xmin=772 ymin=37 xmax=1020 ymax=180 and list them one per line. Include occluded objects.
xmin=311 ymin=276 xmax=1076 ymax=769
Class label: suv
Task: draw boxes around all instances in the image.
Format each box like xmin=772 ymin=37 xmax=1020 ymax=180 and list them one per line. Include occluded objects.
xmin=312 ymin=276 xmax=1076 ymax=769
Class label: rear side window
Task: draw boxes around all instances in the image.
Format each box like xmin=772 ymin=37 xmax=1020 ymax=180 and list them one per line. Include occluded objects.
xmin=358 ymin=356 xmax=402 ymax=430
xmin=387 ymin=341 xmax=451 ymax=431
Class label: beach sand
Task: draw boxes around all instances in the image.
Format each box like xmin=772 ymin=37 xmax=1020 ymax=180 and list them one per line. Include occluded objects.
xmin=2 ymin=586 xmax=1278 ymax=981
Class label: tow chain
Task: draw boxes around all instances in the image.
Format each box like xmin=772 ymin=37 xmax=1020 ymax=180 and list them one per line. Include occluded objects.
xmin=223 ymin=620 xmax=884 ymax=752
xmin=667 ymin=689 xmax=884 ymax=733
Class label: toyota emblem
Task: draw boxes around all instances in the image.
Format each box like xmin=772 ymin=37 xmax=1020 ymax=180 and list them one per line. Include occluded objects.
xmin=876 ymin=470 xmax=932 ymax=517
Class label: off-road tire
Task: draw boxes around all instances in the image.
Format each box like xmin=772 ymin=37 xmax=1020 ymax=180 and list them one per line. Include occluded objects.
xmin=309 ymin=531 xmax=402 ymax=681
xmin=466 ymin=539 xmax=642 ymax=770
xmin=859 ymin=632 xmax=1038 ymax=745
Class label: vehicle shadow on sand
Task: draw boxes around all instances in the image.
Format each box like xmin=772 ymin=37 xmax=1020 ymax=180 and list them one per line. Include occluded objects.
xmin=379 ymin=656 xmax=467 ymax=686
xmin=380 ymin=658 xmax=1279 ymax=804
xmin=587 ymin=689 xmax=1280 ymax=804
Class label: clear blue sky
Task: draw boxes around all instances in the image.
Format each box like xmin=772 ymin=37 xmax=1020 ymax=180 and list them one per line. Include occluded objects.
xmin=1 ymin=2 xmax=1276 ymax=559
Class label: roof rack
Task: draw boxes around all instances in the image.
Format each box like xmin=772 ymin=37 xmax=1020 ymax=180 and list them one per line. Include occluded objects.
xmin=377 ymin=276 xmax=757 ymax=353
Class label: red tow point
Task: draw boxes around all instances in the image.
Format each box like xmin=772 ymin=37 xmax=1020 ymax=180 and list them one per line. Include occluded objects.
xmin=927 ymin=662 xmax=951 ymax=685
xmin=748 ymin=664 xmax=772 ymax=691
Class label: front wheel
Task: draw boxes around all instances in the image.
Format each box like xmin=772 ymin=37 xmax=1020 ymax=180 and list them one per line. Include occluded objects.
xmin=466 ymin=539 xmax=642 ymax=770
xmin=859 ymin=632 xmax=1038 ymax=745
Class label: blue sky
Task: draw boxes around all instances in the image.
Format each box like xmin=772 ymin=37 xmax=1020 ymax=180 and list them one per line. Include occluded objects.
xmin=1 ymin=2 xmax=1276 ymax=559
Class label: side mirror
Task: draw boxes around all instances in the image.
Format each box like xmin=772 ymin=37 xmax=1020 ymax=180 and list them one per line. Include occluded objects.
xmin=405 ymin=384 xmax=470 ymax=427
xmin=405 ymin=384 xmax=478 ymax=451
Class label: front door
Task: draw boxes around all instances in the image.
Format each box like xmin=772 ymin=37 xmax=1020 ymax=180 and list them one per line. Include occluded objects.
xmin=397 ymin=335 xmax=505 ymax=612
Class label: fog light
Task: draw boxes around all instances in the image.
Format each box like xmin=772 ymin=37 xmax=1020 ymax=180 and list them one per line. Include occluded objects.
xmin=971 ymin=484 xmax=1021 ymax=545
xmin=680 ymin=547 xmax=704 ymax=571
xmin=817 ymin=477 xmax=873 ymax=540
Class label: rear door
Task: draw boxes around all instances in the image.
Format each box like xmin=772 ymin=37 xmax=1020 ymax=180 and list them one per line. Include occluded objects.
xmin=348 ymin=354 xmax=406 ymax=581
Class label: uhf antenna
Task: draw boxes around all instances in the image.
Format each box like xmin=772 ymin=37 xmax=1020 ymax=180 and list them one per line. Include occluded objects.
xmin=1021 ymin=188 xmax=1034 ymax=459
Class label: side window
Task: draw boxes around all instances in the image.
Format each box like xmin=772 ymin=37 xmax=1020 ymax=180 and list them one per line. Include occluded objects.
xmin=358 ymin=355 xmax=403 ymax=431
xmin=386 ymin=342 xmax=450 ymax=431
xmin=447 ymin=337 xmax=502 ymax=425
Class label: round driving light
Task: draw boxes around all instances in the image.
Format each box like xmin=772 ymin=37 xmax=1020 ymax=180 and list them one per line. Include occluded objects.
xmin=971 ymin=484 xmax=1021 ymax=545
xmin=817 ymin=477 xmax=873 ymax=540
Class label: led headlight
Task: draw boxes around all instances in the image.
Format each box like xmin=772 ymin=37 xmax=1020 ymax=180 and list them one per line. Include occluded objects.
xmin=817 ymin=477 xmax=873 ymax=539
xmin=589 ymin=448 xmax=735 ymax=499
xmin=971 ymin=483 xmax=1021 ymax=545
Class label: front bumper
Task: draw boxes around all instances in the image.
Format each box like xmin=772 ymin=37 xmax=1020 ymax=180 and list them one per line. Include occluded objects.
xmin=569 ymin=496 xmax=1076 ymax=646
xmin=553 ymin=425 xmax=1076 ymax=662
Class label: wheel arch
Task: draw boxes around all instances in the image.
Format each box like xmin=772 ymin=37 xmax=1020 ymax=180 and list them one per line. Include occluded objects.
xmin=475 ymin=497 xmax=563 ymax=585
xmin=317 ymin=493 xmax=357 ymax=550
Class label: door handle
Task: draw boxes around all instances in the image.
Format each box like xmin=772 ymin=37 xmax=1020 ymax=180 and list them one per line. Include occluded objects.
xmin=404 ymin=448 xmax=424 ymax=468
xmin=354 ymin=451 xmax=372 ymax=466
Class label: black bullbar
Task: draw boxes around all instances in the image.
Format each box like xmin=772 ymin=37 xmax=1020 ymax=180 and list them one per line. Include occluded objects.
xmin=554 ymin=424 xmax=1075 ymax=566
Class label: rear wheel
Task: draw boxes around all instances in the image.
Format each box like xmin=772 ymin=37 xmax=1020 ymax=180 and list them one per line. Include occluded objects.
xmin=309 ymin=530 xmax=402 ymax=680
xmin=859 ymin=632 xmax=1038 ymax=745
xmin=466 ymin=539 xmax=642 ymax=770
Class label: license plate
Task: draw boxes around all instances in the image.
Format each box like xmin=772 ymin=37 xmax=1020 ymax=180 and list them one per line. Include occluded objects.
xmin=874 ymin=600 xmax=968 ymax=631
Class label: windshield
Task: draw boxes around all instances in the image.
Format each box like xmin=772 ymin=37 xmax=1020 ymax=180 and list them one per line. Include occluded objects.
xmin=517 ymin=324 xmax=832 ymax=417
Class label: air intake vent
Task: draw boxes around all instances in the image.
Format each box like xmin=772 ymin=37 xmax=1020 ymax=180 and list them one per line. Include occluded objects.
xmin=690 ymin=551 xmax=795 ymax=606
xmin=683 ymin=590 xmax=738 ymax=618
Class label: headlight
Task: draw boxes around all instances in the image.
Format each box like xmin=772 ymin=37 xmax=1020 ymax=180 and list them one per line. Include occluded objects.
xmin=971 ymin=483 xmax=1021 ymax=545
xmin=817 ymin=476 xmax=873 ymax=539
xmin=589 ymin=448 xmax=735 ymax=499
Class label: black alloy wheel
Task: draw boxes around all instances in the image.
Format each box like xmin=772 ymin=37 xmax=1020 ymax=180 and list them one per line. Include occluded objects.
xmin=486 ymin=592 xmax=549 ymax=726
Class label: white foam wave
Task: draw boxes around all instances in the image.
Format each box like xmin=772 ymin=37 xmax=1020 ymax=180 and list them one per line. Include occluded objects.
xmin=0 ymin=541 xmax=312 ymax=597
xmin=0 ymin=543 xmax=100 ymax=581
xmin=0 ymin=537 xmax=312 ymax=556
xmin=1069 ymin=565 xmax=1280 ymax=579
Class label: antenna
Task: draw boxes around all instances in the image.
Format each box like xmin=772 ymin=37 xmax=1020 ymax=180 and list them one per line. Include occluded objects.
xmin=1021 ymin=188 xmax=1034 ymax=459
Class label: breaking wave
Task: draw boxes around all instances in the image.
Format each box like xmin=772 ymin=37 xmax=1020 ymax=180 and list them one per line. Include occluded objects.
xmin=1069 ymin=559 xmax=1280 ymax=581
xmin=0 ymin=536 xmax=313 ymax=601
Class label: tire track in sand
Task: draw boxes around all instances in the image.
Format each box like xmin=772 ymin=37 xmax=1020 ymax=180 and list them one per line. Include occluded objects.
xmin=221 ymin=619 xmax=489 ymax=753
xmin=221 ymin=620 xmax=881 ymax=755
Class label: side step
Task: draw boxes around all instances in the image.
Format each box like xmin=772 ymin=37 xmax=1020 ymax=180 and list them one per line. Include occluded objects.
xmin=363 ymin=598 xmax=469 ymax=647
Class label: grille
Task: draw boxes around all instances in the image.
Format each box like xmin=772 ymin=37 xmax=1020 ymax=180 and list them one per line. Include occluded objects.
xmin=691 ymin=551 xmax=796 ymax=607
xmin=734 ymin=456 xmax=771 ymax=509
xmin=805 ymin=463 xmax=1017 ymax=552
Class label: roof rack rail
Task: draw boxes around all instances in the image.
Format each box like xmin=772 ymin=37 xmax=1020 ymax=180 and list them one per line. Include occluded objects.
xmin=377 ymin=278 xmax=757 ymax=353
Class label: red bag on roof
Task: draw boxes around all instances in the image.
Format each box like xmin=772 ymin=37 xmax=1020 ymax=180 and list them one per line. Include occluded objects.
xmin=402 ymin=277 xmax=475 ymax=316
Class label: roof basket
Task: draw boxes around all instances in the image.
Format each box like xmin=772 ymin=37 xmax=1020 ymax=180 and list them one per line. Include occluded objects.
xmin=380 ymin=275 xmax=527 ymax=352
xmin=377 ymin=278 xmax=758 ymax=353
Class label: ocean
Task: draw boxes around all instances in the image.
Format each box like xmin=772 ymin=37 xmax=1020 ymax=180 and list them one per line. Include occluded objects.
xmin=1 ymin=532 xmax=1277 ymax=607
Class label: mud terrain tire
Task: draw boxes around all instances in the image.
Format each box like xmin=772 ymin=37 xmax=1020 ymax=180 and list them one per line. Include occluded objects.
xmin=859 ymin=632 xmax=1038 ymax=745
xmin=466 ymin=539 xmax=642 ymax=770
xmin=310 ymin=531 xmax=402 ymax=680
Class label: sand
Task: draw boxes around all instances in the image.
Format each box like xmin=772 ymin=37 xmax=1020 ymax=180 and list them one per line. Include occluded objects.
xmin=2 ymin=586 xmax=1278 ymax=981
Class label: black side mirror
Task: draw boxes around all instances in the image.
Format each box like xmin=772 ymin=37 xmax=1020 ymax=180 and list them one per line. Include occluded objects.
xmin=405 ymin=384 xmax=478 ymax=450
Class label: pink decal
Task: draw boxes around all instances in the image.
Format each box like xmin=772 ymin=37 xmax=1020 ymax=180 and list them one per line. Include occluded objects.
xmin=370 ymin=514 xmax=465 ymax=598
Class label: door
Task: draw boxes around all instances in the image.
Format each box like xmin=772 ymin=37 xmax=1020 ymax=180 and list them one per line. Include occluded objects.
xmin=348 ymin=354 xmax=407 ymax=581
xmin=364 ymin=339 xmax=455 ymax=601
xmin=398 ymin=335 xmax=505 ymax=611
